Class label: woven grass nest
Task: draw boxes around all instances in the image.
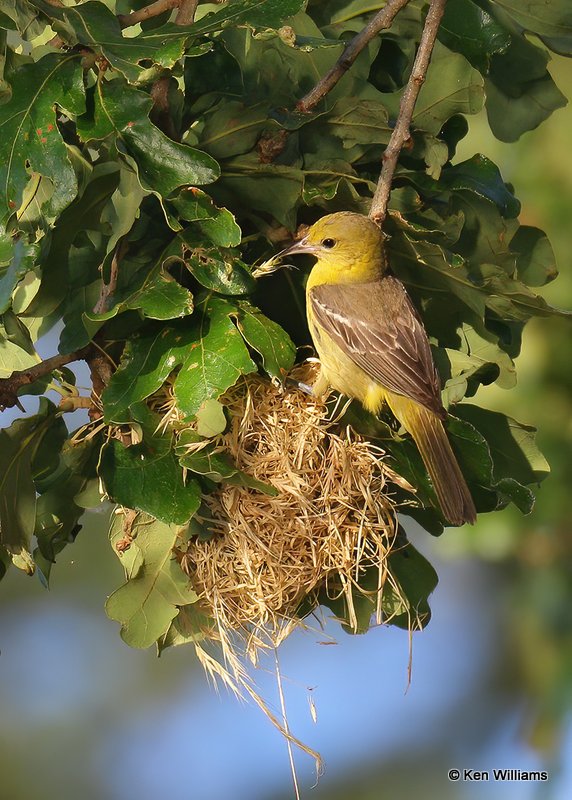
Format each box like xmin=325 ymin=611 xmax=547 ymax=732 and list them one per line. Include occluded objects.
xmin=175 ymin=363 xmax=413 ymax=673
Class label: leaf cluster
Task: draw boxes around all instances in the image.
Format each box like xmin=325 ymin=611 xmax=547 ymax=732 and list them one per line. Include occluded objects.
xmin=0 ymin=0 xmax=568 ymax=648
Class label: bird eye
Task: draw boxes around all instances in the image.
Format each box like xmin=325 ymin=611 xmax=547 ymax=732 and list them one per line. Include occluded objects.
xmin=321 ymin=238 xmax=336 ymax=249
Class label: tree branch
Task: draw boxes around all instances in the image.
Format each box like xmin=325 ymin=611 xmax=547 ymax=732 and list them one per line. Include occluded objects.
xmin=0 ymin=348 xmax=91 ymax=411
xmin=369 ymin=0 xmax=448 ymax=225
xmin=118 ymin=0 xmax=180 ymax=30
xmin=295 ymin=0 xmax=411 ymax=114
xmin=175 ymin=0 xmax=199 ymax=25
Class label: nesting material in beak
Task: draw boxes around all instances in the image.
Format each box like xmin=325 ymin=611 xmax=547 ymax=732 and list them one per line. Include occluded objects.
xmin=252 ymin=236 xmax=317 ymax=278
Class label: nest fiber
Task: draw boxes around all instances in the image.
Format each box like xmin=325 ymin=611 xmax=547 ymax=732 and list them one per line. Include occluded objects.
xmin=180 ymin=365 xmax=404 ymax=652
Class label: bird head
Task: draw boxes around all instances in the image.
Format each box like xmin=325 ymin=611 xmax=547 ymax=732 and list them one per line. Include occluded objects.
xmin=278 ymin=212 xmax=387 ymax=283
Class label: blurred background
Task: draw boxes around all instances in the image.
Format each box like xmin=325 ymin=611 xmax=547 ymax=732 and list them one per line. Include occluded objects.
xmin=1 ymin=55 xmax=571 ymax=800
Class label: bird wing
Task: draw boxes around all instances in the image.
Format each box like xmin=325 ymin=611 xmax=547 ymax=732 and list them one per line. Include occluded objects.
xmin=309 ymin=277 xmax=445 ymax=417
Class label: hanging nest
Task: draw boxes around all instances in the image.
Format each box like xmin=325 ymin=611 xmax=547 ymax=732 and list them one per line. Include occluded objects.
xmin=174 ymin=363 xmax=413 ymax=668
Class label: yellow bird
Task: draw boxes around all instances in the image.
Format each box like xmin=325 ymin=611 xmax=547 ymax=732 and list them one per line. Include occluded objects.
xmin=278 ymin=211 xmax=476 ymax=526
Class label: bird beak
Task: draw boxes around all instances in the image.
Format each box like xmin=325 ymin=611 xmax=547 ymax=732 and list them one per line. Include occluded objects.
xmin=252 ymin=235 xmax=319 ymax=278
xmin=275 ymin=235 xmax=319 ymax=258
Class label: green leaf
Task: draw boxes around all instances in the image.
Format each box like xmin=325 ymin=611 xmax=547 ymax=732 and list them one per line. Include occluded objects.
xmin=174 ymin=296 xmax=257 ymax=418
xmin=485 ymin=34 xmax=567 ymax=142
xmin=212 ymin=161 xmax=305 ymax=229
xmin=439 ymin=0 xmax=510 ymax=71
xmin=158 ymin=604 xmax=211 ymax=653
xmin=88 ymin=271 xmax=194 ymax=323
xmin=102 ymin=326 xmax=196 ymax=424
xmin=176 ymin=429 xmax=238 ymax=481
xmin=199 ymin=100 xmax=269 ymax=160
xmin=33 ymin=437 xmax=98 ymax=585
xmin=171 ymin=231 xmax=255 ymax=295
xmin=511 ymin=226 xmax=558 ymax=287
xmin=319 ymin=532 xmax=437 ymax=633
xmin=106 ymin=513 xmax=198 ymax=649
xmin=440 ymin=155 xmax=520 ymax=218
xmin=455 ymin=404 xmax=550 ymax=487
xmin=0 ymin=232 xmax=38 ymax=314
xmin=0 ymin=10 xmax=17 ymax=30
xmin=0 ymin=401 xmax=53 ymax=573
xmin=77 ymin=79 xmax=219 ymax=196
xmin=175 ymin=428 xmax=277 ymax=494
xmin=29 ymin=0 xmax=187 ymax=82
xmin=194 ymin=398 xmax=228 ymax=437
xmin=181 ymin=0 xmax=306 ymax=36
xmin=0 ymin=328 xmax=38 ymax=377
xmin=0 ymin=53 xmax=85 ymax=224
xmin=234 ymin=300 xmax=296 ymax=379
xmin=171 ymin=188 xmax=241 ymax=247
xmin=385 ymin=536 xmax=439 ymax=630
xmin=100 ymin=434 xmax=201 ymax=526
xmin=326 ymin=97 xmax=391 ymax=149
xmin=489 ymin=0 xmax=572 ymax=55
xmin=23 ymin=162 xmax=121 ymax=318
xmin=411 ymin=43 xmax=484 ymax=134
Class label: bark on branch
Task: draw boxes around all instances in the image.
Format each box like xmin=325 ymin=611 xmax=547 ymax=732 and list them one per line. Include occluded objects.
xmin=118 ymin=0 xmax=180 ymax=30
xmin=175 ymin=0 xmax=199 ymax=25
xmin=296 ymin=0 xmax=411 ymax=114
xmin=369 ymin=0 xmax=449 ymax=225
xmin=0 ymin=348 xmax=91 ymax=411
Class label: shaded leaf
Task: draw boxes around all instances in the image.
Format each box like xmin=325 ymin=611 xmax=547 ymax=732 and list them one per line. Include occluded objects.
xmin=440 ymin=155 xmax=520 ymax=218
xmin=455 ymin=404 xmax=550 ymax=487
xmin=385 ymin=535 xmax=439 ymax=630
xmin=0 ymin=232 xmax=38 ymax=314
xmin=0 ymin=400 xmax=53 ymax=572
xmin=175 ymin=428 xmax=277 ymax=494
xmin=511 ymin=226 xmax=558 ymax=287
xmin=0 ymin=328 xmax=37 ymax=377
xmin=23 ymin=162 xmax=121 ymax=318
xmin=485 ymin=34 xmax=567 ymax=142
xmin=439 ymin=0 xmax=510 ymax=71
xmin=157 ymin=604 xmax=211 ymax=653
xmin=489 ymin=0 xmax=572 ymax=55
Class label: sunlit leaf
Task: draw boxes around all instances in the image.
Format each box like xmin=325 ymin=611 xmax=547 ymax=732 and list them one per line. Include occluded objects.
xmin=174 ymin=296 xmax=257 ymax=418
xmin=106 ymin=513 xmax=198 ymax=649
xmin=0 ymin=53 xmax=85 ymax=224
xmin=77 ymin=79 xmax=219 ymax=196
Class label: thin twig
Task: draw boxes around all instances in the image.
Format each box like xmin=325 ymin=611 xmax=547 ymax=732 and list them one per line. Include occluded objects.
xmin=296 ymin=0 xmax=411 ymax=114
xmin=175 ymin=0 xmax=199 ymax=25
xmin=118 ymin=0 xmax=180 ymax=29
xmin=369 ymin=0 xmax=448 ymax=225
xmin=0 ymin=348 xmax=91 ymax=411
xmin=93 ymin=238 xmax=129 ymax=316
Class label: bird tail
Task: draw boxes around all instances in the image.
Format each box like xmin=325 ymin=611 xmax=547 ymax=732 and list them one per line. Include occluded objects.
xmin=388 ymin=395 xmax=476 ymax=526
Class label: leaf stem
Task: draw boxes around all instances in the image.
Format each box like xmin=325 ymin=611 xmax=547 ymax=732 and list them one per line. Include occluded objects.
xmin=369 ymin=0 xmax=449 ymax=225
xmin=295 ymin=0 xmax=411 ymax=114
